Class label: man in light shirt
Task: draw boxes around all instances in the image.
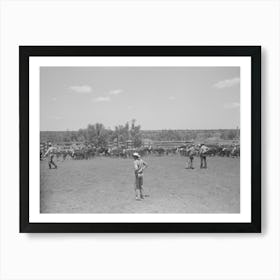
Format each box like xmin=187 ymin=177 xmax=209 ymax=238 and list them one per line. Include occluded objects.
xmin=199 ymin=144 xmax=209 ymax=169
xmin=186 ymin=144 xmax=196 ymax=169
xmin=133 ymin=152 xmax=148 ymax=201
xmin=44 ymin=143 xmax=58 ymax=169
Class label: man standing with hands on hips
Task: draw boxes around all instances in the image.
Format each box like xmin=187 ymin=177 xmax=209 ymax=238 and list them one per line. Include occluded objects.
xmin=133 ymin=152 xmax=148 ymax=201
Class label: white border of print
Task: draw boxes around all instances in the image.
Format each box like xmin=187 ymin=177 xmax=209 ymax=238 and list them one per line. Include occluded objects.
xmin=29 ymin=56 xmax=251 ymax=223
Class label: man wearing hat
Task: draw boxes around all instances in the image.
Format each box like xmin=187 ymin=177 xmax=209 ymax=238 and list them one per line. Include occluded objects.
xmin=186 ymin=144 xmax=196 ymax=169
xmin=133 ymin=152 xmax=148 ymax=200
xmin=44 ymin=142 xmax=58 ymax=169
xmin=199 ymin=143 xmax=209 ymax=169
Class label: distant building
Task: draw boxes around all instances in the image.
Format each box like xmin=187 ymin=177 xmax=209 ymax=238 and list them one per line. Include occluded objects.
xmin=155 ymin=140 xmax=193 ymax=149
xmin=126 ymin=140 xmax=133 ymax=149
xmin=144 ymin=140 xmax=193 ymax=149
xmin=143 ymin=139 xmax=154 ymax=147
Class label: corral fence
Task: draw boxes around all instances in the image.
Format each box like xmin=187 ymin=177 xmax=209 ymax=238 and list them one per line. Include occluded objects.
xmin=40 ymin=138 xmax=240 ymax=160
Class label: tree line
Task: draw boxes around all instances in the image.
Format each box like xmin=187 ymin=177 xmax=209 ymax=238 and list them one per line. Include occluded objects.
xmin=40 ymin=120 xmax=240 ymax=146
xmin=41 ymin=119 xmax=142 ymax=147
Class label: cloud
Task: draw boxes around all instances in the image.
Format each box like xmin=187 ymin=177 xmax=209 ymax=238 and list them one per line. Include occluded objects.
xmin=69 ymin=85 xmax=92 ymax=93
xmin=168 ymin=96 xmax=176 ymax=101
xmin=93 ymin=96 xmax=111 ymax=103
xmin=48 ymin=116 xmax=63 ymax=120
xmin=109 ymin=89 xmax=123 ymax=96
xmin=224 ymin=102 xmax=240 ymax=109
xmin=51 ymin=97 xmax=57 ymax=101
xmin=213 ymin=77 xmax=240 ymax=89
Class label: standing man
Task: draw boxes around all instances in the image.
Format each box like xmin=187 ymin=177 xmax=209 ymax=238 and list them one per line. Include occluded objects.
xmin=44 ymin=142 xmax=58 ymax=169
xmin=186 ymin=144 xmax=196 ymax=169
xmin=199 ymin=143 xmax=209 ymax=169
xmin=133 ymin=152 xmax=148 ymax=200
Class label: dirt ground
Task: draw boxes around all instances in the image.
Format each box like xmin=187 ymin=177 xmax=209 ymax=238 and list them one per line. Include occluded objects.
xmin=40 ymin=156 xmax=240 ymax=213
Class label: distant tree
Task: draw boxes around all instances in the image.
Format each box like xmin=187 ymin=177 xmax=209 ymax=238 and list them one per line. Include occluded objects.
xmin=63 ymin=130 xmax=72 ymax=142
xmin=220 ymin=130 xmax=238 ymax=140
xmin=130 ymin=119 xmax=142 ymax=147
xmin=86 ymin=123 xmax=108 ymax=147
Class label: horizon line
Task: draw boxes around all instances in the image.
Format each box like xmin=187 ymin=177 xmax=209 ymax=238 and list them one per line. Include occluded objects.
xmin=41 ymin=128 xmax=240 ymax=132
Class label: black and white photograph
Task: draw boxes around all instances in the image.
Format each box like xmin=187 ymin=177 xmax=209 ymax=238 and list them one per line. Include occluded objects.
xmin=3 ymin=1 xmax=279 ymax=279
xmin=20 ymin=46 xmax=261 ymax=232
xmin=40 ymin=66 xmax=241 ymax=214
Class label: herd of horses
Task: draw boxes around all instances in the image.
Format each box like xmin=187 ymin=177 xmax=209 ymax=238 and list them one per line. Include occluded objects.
xmin=40 ymin=143 xmax=240 ymax=161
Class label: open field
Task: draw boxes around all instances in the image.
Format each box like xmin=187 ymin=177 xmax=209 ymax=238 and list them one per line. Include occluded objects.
xmin=40 ymin=156 xmax=240 ymax=213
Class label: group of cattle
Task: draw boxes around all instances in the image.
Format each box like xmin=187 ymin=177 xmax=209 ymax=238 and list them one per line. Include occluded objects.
xmin=47 ymin=146 xmax=168 ymax=160
xmin=178 ymin=144 xmax=240 ymax=158
xmin=41 ymin=143 xmax=240 ymax=161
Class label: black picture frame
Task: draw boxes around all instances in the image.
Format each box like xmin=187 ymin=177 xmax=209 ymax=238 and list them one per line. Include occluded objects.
xmin=20 ymin=46 xmax=261 ymax=233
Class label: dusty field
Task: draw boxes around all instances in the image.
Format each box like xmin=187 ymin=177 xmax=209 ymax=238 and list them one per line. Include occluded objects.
xmin=40 ymin=156 xmax=240 ymax=213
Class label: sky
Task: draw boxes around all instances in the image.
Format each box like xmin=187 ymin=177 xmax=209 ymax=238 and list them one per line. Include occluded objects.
xmin=40 ymin=66 xmax=240 ymax=131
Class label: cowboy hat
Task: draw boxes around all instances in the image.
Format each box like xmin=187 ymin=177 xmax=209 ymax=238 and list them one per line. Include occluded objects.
xmin=132 ymin=152 xmax=140 ymax=158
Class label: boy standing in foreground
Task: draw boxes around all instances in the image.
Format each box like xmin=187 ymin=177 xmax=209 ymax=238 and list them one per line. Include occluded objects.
xmin=133 ymin=152 xmax=148 ymax=200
